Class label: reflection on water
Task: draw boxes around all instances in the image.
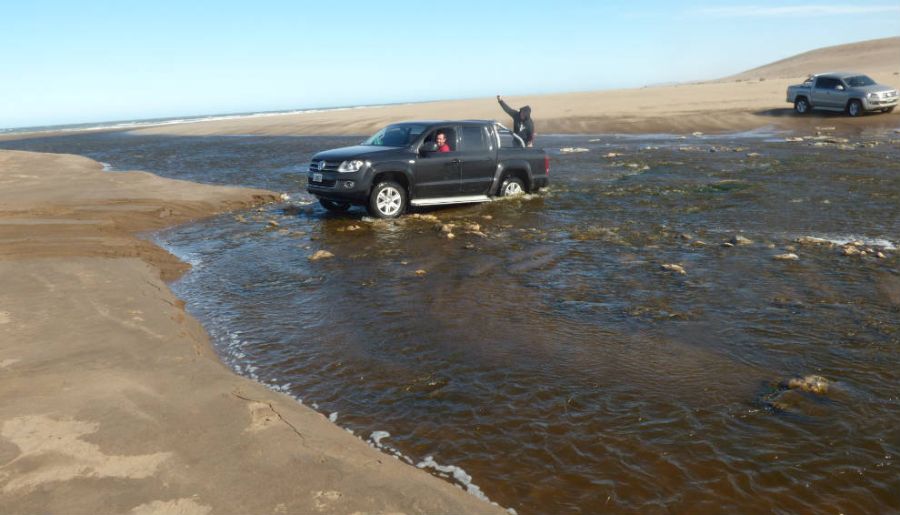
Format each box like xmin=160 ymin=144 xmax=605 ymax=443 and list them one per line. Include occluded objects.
xmin=3 ymin=131 xmax=899 ymax=514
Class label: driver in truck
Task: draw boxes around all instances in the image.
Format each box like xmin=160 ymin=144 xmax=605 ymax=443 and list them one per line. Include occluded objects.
xmin=436 ymin=132 xmax=450 ymax=153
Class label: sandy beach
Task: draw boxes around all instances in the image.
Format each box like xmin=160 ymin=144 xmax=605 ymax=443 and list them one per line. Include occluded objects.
xmin=0 ymin=150 xmax=505 ymax=514
xmin=120 ymin=37 xmax=899 ymax=139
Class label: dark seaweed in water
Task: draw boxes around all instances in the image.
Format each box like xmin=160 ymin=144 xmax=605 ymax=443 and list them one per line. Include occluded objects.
xmin=2 ymin=131 xmax=899 ymax=514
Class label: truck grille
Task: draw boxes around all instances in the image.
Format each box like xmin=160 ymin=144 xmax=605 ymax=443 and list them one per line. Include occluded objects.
xmin=311 ymin=178 xmax=336 ymax=187
xmin=309 ymin=160 xmax=340 ymax=172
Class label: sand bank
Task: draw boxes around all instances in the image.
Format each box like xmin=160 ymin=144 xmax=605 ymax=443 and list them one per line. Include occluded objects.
xmin=0 ymin=150 xmax=504 ymax=514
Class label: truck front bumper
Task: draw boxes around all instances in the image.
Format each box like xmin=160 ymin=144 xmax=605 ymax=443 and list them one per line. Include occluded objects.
xmin=307 ymin=171 xmax=370 ymax=204
xmin=863 ymin=96 xmax=898 ymax=111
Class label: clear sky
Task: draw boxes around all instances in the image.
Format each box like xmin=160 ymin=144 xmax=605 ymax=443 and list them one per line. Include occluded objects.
xmin=2 ymin=0 xmax=898 ymax=128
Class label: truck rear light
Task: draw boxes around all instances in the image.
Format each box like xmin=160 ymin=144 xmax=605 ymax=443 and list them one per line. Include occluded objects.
xmin=544 ymin=155 xmax=550 ymax=175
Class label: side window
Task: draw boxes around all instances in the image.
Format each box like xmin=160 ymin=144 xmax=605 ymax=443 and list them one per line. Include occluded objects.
xmin=816 ymin=77 xmax=842 ymax=90
xmin=423 ymin=127 xmax=457 ymax=152
xmin=460 ymin=126 xmax=490 ymax=152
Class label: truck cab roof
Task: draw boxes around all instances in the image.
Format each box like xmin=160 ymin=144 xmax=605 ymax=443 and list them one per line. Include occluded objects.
xmin=809 ymin=72 xmax=864 ymax=80
xmin=392 ymin=119 xmax=500 ymax=127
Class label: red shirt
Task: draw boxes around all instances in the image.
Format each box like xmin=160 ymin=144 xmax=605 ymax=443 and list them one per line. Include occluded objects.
xmin=438 ymin=144 xmax=450 ymax=153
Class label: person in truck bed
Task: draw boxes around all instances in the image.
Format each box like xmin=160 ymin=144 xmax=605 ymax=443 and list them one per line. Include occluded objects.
xmin=497 ymin=95 xmax=535 ymax=147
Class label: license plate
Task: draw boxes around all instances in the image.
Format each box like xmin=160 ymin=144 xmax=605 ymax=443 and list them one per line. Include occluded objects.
xmin=312 ymin=173 xmax=323 ymax=183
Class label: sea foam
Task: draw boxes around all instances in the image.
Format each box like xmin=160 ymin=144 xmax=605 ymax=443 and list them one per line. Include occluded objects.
xmin=801 ymin=234 xmax=896 ymax=250
xmin=369 ymin=430 xmax=391 ymax=447
xmin=417 ymin=455 xmax=489 ymax=502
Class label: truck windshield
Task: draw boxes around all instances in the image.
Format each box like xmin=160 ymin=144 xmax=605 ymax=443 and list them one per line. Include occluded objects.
xmin=361 ymin=124 xmax=428 ymax=147
xmin=845 ymin=75 xmax=875 ymax=87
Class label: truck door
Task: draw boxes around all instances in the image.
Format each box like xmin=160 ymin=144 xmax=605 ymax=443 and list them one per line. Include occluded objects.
xmin=812 ymin=77 xmax=841 ymax=108
xmin=458 ymin=125 xmax=496 ymax=195
xmin=413 ymin=126 xmax=461 ymax=198
xmin=831 ymin=79 xmax=850 ymax=109
xmin=811 ymin=77 xmax=829 ymax=106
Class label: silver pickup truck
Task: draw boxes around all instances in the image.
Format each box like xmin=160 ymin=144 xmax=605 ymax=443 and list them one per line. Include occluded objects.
xmin=786 ymin=72 xmax=898 ymax=116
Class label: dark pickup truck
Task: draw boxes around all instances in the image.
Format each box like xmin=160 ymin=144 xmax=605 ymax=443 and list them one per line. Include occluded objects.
xmin=306 ymin=120 xmax=550 ymax=218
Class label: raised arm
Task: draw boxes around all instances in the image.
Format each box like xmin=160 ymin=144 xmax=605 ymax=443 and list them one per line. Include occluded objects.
xmin=497 ymin=96 xmax=519 ymax=118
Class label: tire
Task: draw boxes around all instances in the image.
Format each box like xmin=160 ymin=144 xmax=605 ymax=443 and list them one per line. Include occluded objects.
xmin=793 ymin=97 xmax=810 ymax=114
xmin=319 ymin=199 xmax=351 ymax=212
xmin=883 ymin=106 xmax=895 ymax=113
xmin=846 ymin=99 xmax=863 ymax=117
xmin=367 ymin=180 xmax=407 ymax=218
xmin=498 ymin=176 xmax=526 ymax=197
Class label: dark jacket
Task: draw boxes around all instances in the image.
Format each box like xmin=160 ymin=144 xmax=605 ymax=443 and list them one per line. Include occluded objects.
xmin=498 ymin=99 xmax=534 ymax=146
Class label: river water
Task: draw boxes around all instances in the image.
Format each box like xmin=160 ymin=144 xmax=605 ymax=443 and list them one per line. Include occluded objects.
xmin=2 ymin=130 xmax=899 ymax=514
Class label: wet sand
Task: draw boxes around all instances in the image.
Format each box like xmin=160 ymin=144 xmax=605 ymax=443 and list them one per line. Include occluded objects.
xmin=0 ymin=150 xmax=505 ymax=514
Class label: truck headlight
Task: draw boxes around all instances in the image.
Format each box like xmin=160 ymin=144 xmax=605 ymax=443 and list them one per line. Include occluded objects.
xmin=338 ymin=160 xmax=365 ymax=173
xmin=866 ymin=92 xmax=877 ymax=99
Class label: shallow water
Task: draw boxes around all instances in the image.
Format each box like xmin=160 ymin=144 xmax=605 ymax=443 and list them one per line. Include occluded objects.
xmin=3 ymin=130 xmax=899 ymax=514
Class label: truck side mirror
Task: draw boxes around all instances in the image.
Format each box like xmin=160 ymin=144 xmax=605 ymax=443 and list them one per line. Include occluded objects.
xmin=836 ymin=84 xmax=845 ymax=91
xmin=420 ymin=142 xmax=438 ymax=155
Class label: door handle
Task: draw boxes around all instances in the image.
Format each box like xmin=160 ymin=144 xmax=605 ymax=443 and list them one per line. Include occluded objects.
xmin=447 ymin=159 xmax=460 ymax=165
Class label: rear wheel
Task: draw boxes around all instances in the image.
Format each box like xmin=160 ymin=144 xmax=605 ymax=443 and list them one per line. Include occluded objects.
xmin=846 ymin=99 xmax=862 ymax=117
xmin=793 ymin=97 xmax=810 ymax=114
xmin=498 ymin=176 xmax=525 ymax=197
xmin=319 ymin=199 xmax=351 ymax=212
xmin=367 ymin=181 xmax=406 ymax=218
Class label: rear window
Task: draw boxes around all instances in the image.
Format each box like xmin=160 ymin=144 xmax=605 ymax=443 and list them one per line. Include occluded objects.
xmin=460 ymin=126 xmax=491 ymax=151
xmin=815 ymin=77 xmax=840 ymax=89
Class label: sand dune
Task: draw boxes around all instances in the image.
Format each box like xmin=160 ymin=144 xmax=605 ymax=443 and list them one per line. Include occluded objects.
xmin=723 ymin=36 xmax=900 ymax=81
xmin=126 ymin=37 xmax=899 ymax=138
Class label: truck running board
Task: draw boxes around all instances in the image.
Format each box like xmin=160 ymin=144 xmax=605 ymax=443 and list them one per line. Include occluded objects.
xmin=410 ymin=195 xmax=492 ymax=207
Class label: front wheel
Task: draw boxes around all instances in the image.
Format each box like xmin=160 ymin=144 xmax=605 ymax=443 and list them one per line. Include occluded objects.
xmin=498 ymin=177 xmax=526 ymax=197
xmin=883 ymin=106 xmax=895 ymax=113
xmin=846 ymin=99 xmax=863 ymax=117
xmin=367 ymin=181 xmax=407 ymax=218
xmin=793 ymin=97 xmax=810 ymax=114
xmin=319 ymin=199 xmax=351 ymax=212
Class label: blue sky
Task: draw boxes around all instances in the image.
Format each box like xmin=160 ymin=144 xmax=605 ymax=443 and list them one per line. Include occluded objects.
xmin=2 ymin=0 xmax=898 ymax=128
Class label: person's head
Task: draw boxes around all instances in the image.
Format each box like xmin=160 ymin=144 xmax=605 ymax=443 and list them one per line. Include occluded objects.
xmin=519 ymin=106 xmax=531 ymax=121
xmin=436 ymin=132 xmax=447 ymax=146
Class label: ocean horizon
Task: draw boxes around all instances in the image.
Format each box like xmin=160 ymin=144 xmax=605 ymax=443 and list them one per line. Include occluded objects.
xmin=0 ymin=102 xmax=397 ymax=136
